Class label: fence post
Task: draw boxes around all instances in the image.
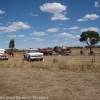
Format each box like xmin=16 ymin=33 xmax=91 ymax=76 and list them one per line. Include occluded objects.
xmin=94 ymin=55 xmax=95 ymax=63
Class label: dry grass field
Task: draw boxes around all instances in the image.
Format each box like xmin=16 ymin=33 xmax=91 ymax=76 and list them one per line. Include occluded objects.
xmin=0 ymin=48 xmax=100 ymax=100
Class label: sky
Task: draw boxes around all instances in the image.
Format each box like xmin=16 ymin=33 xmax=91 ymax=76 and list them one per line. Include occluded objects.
xmin=0 ymin=0 xmax=100 ymax=49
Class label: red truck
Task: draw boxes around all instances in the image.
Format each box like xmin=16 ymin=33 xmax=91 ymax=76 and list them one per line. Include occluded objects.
xmin=39 ymin=48 xmax=52 ymax=55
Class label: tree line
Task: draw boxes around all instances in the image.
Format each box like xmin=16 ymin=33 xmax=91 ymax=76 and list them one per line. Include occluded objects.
xmin=8 ymin=30 xmax=100 ymax=53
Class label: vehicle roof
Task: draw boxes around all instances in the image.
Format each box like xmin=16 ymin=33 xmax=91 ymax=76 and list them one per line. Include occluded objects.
xmin=0 ymin=49 xmax=5 ymax=51
xmin=27 ymin=49 xmax=38 ymax=50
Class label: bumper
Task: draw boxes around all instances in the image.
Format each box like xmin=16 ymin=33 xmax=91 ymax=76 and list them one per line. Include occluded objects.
xmin=0 ymin=56 xmax=9 ymax=60
xmin=30 ymin=56 xmax=43 ymax=60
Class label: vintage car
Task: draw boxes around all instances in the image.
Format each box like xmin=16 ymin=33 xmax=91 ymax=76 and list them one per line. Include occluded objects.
xmin=39 ymin=48 xmax=52 ymax=55
xmin=24 ymin=49 xmax=44 ymax=61
xmin=0 ymin=49 xmax=9 ymax=60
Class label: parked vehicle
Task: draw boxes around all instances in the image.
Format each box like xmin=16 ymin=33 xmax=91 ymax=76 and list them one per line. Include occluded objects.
xmin=24 ymin=49 xmax=44 ymax=61
xmin=54 ymin=46 xmax=71 ymax=55
xmin=39 ymin=48 xmax=52 ymax=55
xmin=0 ymin=49 xmax=9 ymax=60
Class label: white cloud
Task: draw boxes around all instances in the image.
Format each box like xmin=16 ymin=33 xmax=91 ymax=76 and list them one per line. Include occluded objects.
xmin=8 ymin=22 xmax=31 ymax=29
xmin=31 ymin=31 xmax=46 ymax=36
xmin=64 ymin=41 xmax=68 ymax=44
xmin=5 ymin=41 xmax=9 ymax=43
xmin=7 ymin=35 xmax=17 ymax=38
xmin=76 ymin=35 xmax=80 ymax=38
xmin=0 ymin=26 xmax=6 ymax=30
xmin=30 ymin=13 xmax=38 ymax=16
xmin=40 ymin=2 xmax=70 ymax=20
xmin=94 ymin=1 xmax=100 ymax=7
xmin=32 ymin=37 xmax=44 ymax=42
xmin=65 ymin=38 xmax=68 ymax=40
xmin=62 ymin=28 xmax=67 ymax=30
xmin=77 ymin=14 xmax=99 ymax=21
xmin=18 ymin=35 xmax=25 ymax=37
xmin=26 ymin=38 xmax=30 ymax=39
xmin=53 ymin=40 xmax=58 ymax=42
xmin=63 ymin=12 xmax=67 ymax=14
xmin=80 ymin=27 xmax=99 ymax=32
xmin=72 ymin=42 xmax=81 ymax=45
xmin=58 ymin=32 xmax=79 ymax=38
xmin=51 ymin=13 xmax=69 ymax=20
xmin=46 ymin=28 xmax=59 ymax=32
xmin=58 ymin=32 xmax=72 ymax=37
xmin=71 ymin=31 xmax=76 ymax=33
xmin=68 ymin=26 xmax=79 ymax=30
xmin=7 ymin=35 xmax=25 ymax=38
xmin=58 ymin=23 xmax=63 ymax=25
xmin=0 ymin=9 xmax=5 ymax=14
xmin=84 ymin=14 xmax=99 ymax=20
xmin=40 ymin=2 xmax=66 ymax=14
xmin=0 ymin=22 xmax=31 ymax=34
xmin=77 ymin=18 xmax=87 ymax=22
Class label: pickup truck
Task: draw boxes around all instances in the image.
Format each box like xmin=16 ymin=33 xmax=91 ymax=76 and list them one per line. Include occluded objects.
xmin=0 ymin=49 xmax=9 ymax=60
xmin=24 ymin=49 xmax=44 ymax=61
xmin=39 ymin=48 xmax=52 ymax=55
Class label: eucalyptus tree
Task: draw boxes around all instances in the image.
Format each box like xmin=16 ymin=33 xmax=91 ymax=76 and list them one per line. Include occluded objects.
xmin=79 ymin=30 xmax=100 ymax=53
xmin=9 ymin=39 xmax=15 ymax=51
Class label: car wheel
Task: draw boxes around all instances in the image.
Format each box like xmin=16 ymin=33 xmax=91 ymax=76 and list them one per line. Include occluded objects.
xmin=50 ymin=53 xmax=52 ymax=55
xmin=28 ymin=57 xmax=31 ymax=61
xmin=40 ymin=58 xmax=44 ymax=61
xmin=5 ymin=58 xmax=8 ymax=60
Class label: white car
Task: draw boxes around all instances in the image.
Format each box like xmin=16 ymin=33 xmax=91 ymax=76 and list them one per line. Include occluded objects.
xmin=24 ymin=49 xmax=44 ymax=61
xmin=0 ymin=49 xmax=9 ymax=60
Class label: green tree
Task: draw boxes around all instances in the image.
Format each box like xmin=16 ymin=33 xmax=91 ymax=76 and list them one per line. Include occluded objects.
xmin=9 ymin=39 xmax=15 ymax=51
xmin=79 ymin=30 xmax=100 ymax=53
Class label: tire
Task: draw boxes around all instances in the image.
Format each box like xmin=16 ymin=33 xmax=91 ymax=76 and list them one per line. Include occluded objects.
xmin=28 ymin=57 xmax=31 ymax=61
xmin=44 ymin=53 xmax=48 ymax=55
xmin=50 ymin=53 xmax=52 ymax=55
xmin=5 ymin=58 xmax=8 ymax=60
xmin=40 ymin=58 xmax=44 ymax=61
xmin=46 ymin=53 xmax=48 ymax=55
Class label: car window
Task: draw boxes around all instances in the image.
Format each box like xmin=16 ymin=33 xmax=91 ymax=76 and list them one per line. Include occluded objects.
xmin=0 ymin=50 xmax=4 ymax=53
xmin=27 ymin=50 xmax=39 ymax=53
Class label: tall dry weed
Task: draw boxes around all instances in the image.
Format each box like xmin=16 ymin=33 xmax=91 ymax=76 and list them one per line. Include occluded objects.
xmin=0 ymin=57 xmax=100 ymax=71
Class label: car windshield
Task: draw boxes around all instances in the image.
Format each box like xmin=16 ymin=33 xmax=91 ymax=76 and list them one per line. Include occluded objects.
xmin=27 ymin=50 xmax=39 ymax=53
xmin=0 ymin=50 xmax=5 ymax=53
